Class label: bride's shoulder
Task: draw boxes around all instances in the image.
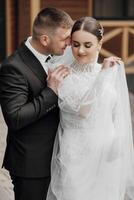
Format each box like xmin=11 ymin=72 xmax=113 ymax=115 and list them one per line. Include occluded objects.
xmin=98 ymin=63 xmax=122 ymax=86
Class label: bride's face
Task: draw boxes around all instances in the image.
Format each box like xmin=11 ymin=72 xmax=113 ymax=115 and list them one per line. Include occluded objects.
xmin=71 ymin=30 xmax=101 ymax=64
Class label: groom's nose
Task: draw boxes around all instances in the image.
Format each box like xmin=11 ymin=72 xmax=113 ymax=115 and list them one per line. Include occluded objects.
xmin=65 ymin=37 xmax=71 ymax=46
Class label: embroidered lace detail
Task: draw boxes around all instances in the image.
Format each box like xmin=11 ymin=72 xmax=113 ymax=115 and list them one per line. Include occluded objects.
xmin=71 ymin=60 xmax=95 ymax=72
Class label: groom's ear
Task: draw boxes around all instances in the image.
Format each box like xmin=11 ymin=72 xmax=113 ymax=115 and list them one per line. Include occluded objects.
xmin=39 ymin=34 xmax=49 ymax=46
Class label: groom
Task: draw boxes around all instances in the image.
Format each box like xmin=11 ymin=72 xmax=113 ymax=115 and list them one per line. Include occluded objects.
xmin=0 ymin=7 xmax=73 ymax=200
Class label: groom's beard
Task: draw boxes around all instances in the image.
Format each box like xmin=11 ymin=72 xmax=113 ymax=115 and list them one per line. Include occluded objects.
xmin=46 ymin=42 xmax=67 ymax=56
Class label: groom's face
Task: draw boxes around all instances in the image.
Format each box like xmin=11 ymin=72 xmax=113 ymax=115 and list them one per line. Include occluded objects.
xmin=47 ymin=27 xmax=71 ymax=55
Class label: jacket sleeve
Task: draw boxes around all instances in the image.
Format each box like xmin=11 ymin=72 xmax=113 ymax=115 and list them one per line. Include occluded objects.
xmin=0 ymin=64 xmax=58 ymax=131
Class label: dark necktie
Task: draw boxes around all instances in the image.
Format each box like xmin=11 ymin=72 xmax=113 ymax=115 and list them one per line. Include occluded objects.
xmin=45 ymin=55 xmax=52 ymax=62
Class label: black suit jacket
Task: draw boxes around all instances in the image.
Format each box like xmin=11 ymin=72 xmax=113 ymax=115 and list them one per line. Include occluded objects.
xmin=0 ymin=42 xmax=59 ymax=177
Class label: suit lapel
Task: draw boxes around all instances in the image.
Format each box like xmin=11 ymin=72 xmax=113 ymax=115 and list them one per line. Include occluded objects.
xmin=18 ymin=41 xmax=47 ymax=84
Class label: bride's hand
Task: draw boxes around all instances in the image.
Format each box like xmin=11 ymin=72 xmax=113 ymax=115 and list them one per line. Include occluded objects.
xmin=102 ymin=56 xmax=121 ymax=69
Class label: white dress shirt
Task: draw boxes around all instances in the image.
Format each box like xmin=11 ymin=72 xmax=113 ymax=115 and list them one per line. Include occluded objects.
xmin=25 ymin=36 xmax=49 ymax=73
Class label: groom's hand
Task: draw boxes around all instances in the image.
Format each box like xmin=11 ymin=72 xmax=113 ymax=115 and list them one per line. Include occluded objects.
xmin=102 ymin=56 xmax=121 ymax=69
xmin=47 ymin=65 xmax=70 ymax=94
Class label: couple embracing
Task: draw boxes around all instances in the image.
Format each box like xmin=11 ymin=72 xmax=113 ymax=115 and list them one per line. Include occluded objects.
xmin=0 ymin=7 xmax=134 ymax=200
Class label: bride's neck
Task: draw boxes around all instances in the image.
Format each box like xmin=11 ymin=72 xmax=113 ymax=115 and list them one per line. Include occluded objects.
xmin=71 ymin=60 xmax=97 ymax=73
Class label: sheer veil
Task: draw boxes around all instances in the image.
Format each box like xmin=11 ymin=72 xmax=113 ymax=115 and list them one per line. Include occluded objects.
xmin=116 ymin=62 xmax=134 ymax=199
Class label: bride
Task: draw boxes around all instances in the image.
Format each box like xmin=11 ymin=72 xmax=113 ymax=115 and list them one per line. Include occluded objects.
xmin=47 ymin=17 xmax=134 ymax=200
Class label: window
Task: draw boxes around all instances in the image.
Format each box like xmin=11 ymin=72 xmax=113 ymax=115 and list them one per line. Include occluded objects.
xmin=93 ymin=0 xmax=134 ymax=20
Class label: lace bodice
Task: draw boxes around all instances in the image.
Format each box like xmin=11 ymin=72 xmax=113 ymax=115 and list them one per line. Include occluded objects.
xmin=58 ymin=62 xmax=118 ymax=130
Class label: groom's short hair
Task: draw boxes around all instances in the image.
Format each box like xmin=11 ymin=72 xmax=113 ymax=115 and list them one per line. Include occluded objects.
xmin=32 ymin=7 xmax=73 ymax=38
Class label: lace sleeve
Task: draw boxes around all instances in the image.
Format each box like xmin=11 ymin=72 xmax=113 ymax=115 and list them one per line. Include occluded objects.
xmin=58 ymin=65 xmax=119 ymax=118
xmin=58 ymin=72 xmax=96 ymax=116
xmin=78 ymin=66 xmax=118 ymax=118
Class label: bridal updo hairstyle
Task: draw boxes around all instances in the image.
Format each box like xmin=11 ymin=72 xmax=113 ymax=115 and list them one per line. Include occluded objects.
xmin=71 ymin=17 xmax=104 ymax=41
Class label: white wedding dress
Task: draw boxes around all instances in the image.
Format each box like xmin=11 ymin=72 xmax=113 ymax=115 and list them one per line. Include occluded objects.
xmin=46 ymin=61 xmax=134 ymax=200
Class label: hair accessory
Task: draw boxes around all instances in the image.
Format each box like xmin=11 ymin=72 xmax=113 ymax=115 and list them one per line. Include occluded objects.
xmin=98 ymin=28 xmax=103 ymax=37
